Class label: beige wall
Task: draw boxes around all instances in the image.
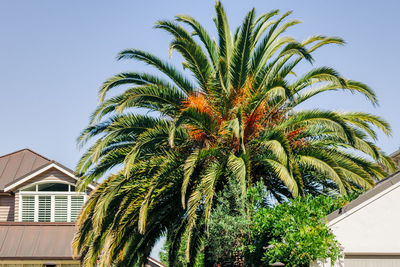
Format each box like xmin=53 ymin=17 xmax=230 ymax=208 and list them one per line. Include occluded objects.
xmin=0 ymin=195 xmax=14 ymax=222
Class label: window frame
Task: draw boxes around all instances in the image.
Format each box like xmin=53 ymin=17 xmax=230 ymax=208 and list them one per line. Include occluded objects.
xmin=20 ymin=181 xmax=77 ymax=193
xmin=19 ymin=181 xmax=87 ymax=222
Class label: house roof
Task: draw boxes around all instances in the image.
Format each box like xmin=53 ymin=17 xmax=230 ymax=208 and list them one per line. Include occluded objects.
xmin=327 ymin=170 xmax=400 ymax=223
xmin=0 ymin=149 xmax=96 ymax=192
xmin=0 ymin=222 xmax=77 ymax=259
xmin=0 ymin=222 xmax=165 ymax=265
xmin=0 ymin=149 xmax=51 ymax=191
xmin=391 ymin=149 xmax=400 ymax=166
xmin=147 ymin=257 xmax=167 ymax=267
xmin=391 ymin=148 xmax=400 ymax=158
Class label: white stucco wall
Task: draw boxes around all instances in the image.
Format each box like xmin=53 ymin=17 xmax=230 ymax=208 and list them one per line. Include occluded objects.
xmin=311 ymin=180 xmax=400 ymax=266
xmin=329 ymin=182 xmax=400 ymax=254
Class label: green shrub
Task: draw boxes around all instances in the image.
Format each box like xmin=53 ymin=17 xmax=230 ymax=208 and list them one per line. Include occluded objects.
xmin=248 ymin=194 xmax=354 ymax=266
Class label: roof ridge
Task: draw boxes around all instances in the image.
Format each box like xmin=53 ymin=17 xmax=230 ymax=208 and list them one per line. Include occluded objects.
xmin=0 ymin=148 xmax=52 ymax=162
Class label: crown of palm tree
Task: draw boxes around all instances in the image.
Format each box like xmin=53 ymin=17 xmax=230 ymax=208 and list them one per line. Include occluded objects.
xmin=73 ymin=2 xmax=395 ymax=266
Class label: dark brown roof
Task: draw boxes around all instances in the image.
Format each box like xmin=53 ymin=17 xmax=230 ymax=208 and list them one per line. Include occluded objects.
xmin=0 ymin=222 xmax=166 ymax=264
xmin=327 ymin=170 xmax=400 ymax=222
xmin=0 ymin=149 xmax=51 ymax=190
xmin=0 ymin=222 xmax=76 ymax=259
xmin=0 ymin=221 xmax=164 ymax=264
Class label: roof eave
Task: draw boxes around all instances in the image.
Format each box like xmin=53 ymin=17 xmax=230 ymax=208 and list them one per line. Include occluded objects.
xmin=3 ymin=162 xmax=96 ymax=192
xmin=327 ymin=170 xmax=400 ymax=225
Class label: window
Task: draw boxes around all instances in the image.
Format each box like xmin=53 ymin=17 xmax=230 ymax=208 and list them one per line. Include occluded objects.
xmin=38 ymin=196 xmax=51 ymax=222
xmin=54 ymin=196 xmax=68 ymax=222
xmin=38 ymin=183 xmax=69 ymax=192
xmin=22 ymin=185 xmax=36 ymax=191
xmin=22 ymin=183 xmax=75 ymax=192
xmin=70 ymin=196 xmax=84 ymax=221
xmin=21 ymin=196 xmax=35 ymax=222
xmin=20 ymin=182 xmax=86 ymax=222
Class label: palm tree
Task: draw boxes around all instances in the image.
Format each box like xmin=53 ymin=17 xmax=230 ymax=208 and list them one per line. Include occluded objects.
xmin=73 ymin=2 xmax=395 ymax=266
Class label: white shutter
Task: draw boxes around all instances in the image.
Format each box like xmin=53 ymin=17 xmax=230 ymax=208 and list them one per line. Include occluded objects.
xmin=54 ymin=196 xmax=68 ymax=222
xmin=21 ymin=196 xmax=35 ymax=222
xmin=70 ymin=196 xmax=84 ymax=222
xmin=38 ymin=196 xmax=51 ymax=222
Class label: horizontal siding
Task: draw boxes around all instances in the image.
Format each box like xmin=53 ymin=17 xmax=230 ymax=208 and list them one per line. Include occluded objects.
xmin=345 ymin=258 xmax=400 ymax=267
xmin=14 ymin=192 xmax=19 ymax=222
xmin=28 ymin=169 xmax=76 ymax=184
xmin=0 ymin=196 xmax=14 ymax=222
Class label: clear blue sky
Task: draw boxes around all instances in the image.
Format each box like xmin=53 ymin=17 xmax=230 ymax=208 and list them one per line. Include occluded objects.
xmin=1 ymin=0 xmax=399 ymax=258
xmin=1 ymin=0 xmax=399 ymax=167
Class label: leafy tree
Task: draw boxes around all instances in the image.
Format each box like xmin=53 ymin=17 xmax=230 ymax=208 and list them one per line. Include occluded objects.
xmin=73 ymin=2 xmax=395 ymax=266
xmin=248 ymin=194 xmax=356 ymax=267
xmin=160 ymin=177 xmax=252 ymax=267
xmin=204 ymin=177 xmax=252 ymax=266
xmin=160 ymin=234 xmax=204 ymax=267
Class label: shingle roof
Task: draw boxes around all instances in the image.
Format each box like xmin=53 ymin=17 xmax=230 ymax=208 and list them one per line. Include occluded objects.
xmin=0 ymin=222 xmax=77 ymax=259
xmin=0 ymin=149 xmax=51 ymax=190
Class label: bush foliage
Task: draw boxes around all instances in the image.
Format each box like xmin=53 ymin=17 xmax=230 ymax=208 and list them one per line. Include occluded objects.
xmin=161 ymin=180 xmax=359 ymax=266
xmin=248 ymin=194 xmax=352 ymax=266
